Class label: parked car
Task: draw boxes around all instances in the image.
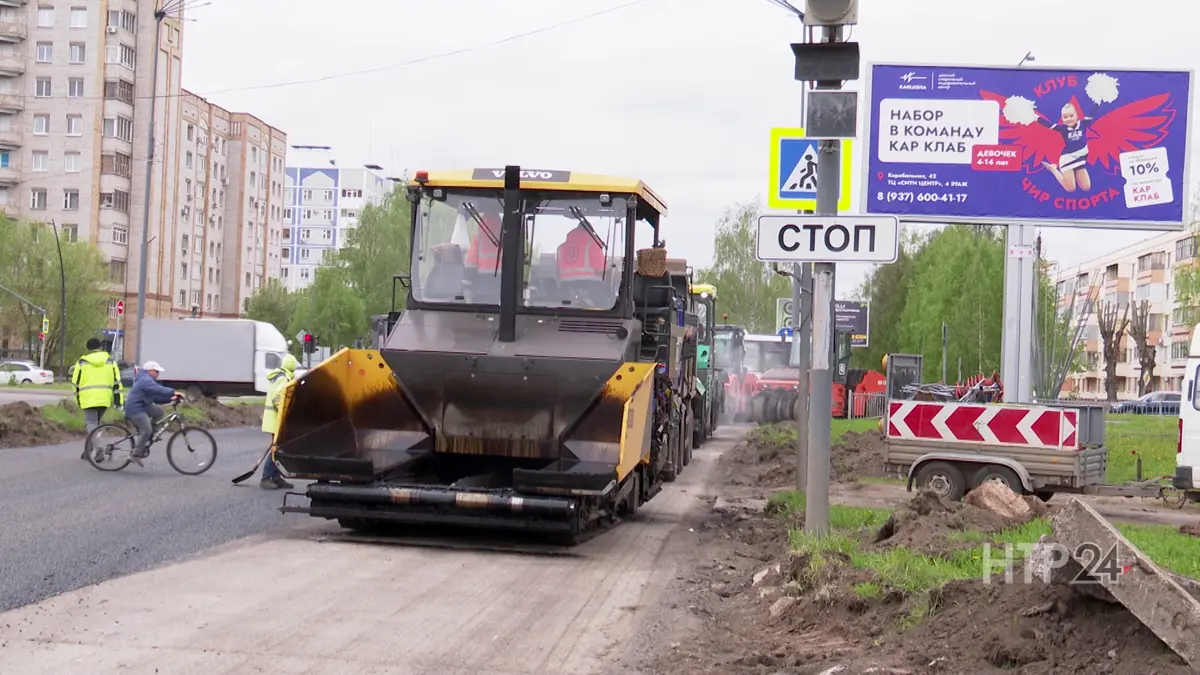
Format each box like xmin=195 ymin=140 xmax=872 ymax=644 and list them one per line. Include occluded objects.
xmin=0 ymin=361 xmax=55 ymax=385
xmin=1111 ymin=391 xmax=1181 ymax=415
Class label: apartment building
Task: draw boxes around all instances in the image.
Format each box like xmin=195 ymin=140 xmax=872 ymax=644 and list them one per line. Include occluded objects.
xmin=282 ymin=148 xmax=389 ymax=291
xmin=1054 ymin=229 xmax=1197 ymax=400
xmin=0 ymin=3 xmax=289 ymax=362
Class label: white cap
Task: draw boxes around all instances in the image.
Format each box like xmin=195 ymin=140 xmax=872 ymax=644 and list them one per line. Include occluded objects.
xmin=141 ymin=361 xmax=164 ymax=372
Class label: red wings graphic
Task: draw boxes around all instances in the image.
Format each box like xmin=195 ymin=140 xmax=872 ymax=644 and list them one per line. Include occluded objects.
xmin=977 ymin=90 xmax=1176 ymax=172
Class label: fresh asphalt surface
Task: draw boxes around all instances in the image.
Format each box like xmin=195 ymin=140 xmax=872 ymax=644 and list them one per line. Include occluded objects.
xmin=0 ymin=426 xmax=308 ymax=613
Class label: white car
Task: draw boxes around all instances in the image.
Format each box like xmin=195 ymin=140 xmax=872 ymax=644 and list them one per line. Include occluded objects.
xmin=0 ymin=361 xmax=55 ymax=385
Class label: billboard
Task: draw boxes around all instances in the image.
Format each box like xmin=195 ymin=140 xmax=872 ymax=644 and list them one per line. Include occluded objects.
xmin=863 ymin=64 xmax=1193 ymax=229
xmin=776 ymin=298 xmax=870 ymax=348
xmin=835 ymin=301 xmax=869 ymax=349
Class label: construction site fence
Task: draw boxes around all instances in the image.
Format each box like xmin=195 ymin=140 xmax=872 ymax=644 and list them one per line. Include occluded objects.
xmin=848 ymin=392 xmax=888 ymax=420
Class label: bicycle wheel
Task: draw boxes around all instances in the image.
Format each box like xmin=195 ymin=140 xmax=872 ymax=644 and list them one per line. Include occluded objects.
xmin=166 ymin=426 xmax=217 ymax=476
xmin=86 ymin=424 xmax=134 ymax=472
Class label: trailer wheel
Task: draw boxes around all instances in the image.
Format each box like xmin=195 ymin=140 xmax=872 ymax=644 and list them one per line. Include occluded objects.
xmin=970 ymin=465 xmax=1025 ymax=495
xmin=913 ymin=461 xmax=967 ymax=501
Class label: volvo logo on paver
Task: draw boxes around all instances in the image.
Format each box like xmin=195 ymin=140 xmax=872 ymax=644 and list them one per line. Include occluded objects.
xmin=471 ymin=168 xmax=571 ymax=182
xmin=755 ymin=215 xmax=901 ymax=264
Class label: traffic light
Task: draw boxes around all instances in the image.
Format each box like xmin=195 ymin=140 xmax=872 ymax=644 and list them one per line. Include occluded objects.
xmin=37 ymin=332 xmax=45 ymax=341
xmin=303 ymin=332 xmax=317 ymax=354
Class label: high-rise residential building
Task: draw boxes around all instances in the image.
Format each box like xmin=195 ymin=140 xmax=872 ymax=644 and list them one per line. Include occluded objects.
xmin=169 ymin=94 xmax=289 ymax=321
xmin=1053 ymin=229 xmax=1198 ymax=400
xmin=0 ymin=3 xmax=288 ymax=363
xmin=282 ymin=147 xmax=390 ymax=291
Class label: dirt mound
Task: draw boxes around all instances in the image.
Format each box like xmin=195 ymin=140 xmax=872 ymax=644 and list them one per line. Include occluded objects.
xmin=733 ymin=423 xmax=888 ymax=491
xmin=832 ymin=430 xmax=886 ymax=480
xmin=0 ymin=401 xmax=79 ymax=448
xmin=890 ymin=580 xmax=1190 ymax=673
xmin=657 ymin=496 xmax=1188 ymax=675
xmin=0 ymin=398 xmax=261 ymax=450
xmin=185 ymin=399 xmax=261 ymax=429
xmin=873 ymin=489 xmax=1031 ymax=557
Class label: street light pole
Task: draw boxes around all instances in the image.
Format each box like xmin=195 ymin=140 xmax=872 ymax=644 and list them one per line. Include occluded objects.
xmin=51 ymin=220 xmax=66 ymax=375
xmin=134 ymin=6 xmax=168 ymax=365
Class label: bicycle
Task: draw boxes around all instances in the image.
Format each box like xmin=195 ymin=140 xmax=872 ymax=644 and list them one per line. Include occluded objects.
xmin=84 ymin=400 xmax=218 ymax=475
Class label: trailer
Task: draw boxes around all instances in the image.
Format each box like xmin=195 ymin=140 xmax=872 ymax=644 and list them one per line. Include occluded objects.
xmin=881 ymin=353 xmax=1180 ymax=505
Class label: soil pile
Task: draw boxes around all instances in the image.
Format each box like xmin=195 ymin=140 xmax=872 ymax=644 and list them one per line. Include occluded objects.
xmin=0 ymin=401 xmax=79 ymax=448
xmin=0 ymin=398 xmax=262 ymax=449
xmin=654 ymin=484 xmax=1185 ymax=674
xmin=734 ymin=423 xmax=889 ymax=490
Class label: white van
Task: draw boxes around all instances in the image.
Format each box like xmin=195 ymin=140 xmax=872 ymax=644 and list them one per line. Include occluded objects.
xmin=1177 ymin=327 xmax=1200 ymax=489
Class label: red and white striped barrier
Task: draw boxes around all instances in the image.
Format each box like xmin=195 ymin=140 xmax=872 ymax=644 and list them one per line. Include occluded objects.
xmin=886 ymin=400 xmax=1078 ymax=450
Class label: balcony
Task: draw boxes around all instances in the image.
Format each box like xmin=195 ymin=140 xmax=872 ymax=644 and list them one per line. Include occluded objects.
xmin=0 ymin=92 xmax=22 ymax=113
xmin=0 ymin=52 xmax=22 ymax=77
xmin=0 ymin=126 xmax=20 ymax=148
xmin=0 ymin=19 xmax=26 ymax=43
xmin=0 ymin=165 xmax=20 ymax=185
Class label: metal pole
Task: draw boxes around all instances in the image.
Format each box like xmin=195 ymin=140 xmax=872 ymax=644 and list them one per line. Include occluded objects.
xmin=51 ymin=220 xmax=66 ymax=375
xmin=941 ymin=322 xmax=948 ymax=383
xmin=794 ymin=261 xmax=811 ymax=489
xmin=38 ymin=316 xmax=46 ymax=369
xmin=805 ymin=138 xmax=840 ymax=536
xmin=134 ymin=11 xmax=165 ymax=365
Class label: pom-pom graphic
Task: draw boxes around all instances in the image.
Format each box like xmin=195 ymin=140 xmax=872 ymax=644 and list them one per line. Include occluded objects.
xmin=1002 ymin=95 xmax=1038 ymax=125
xmin=1086 ymin=73 xmax=1119 ymax=104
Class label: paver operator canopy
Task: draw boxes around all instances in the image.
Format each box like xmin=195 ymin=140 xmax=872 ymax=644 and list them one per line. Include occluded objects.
xmin=272 ymin=166 xmax=697 ymax=538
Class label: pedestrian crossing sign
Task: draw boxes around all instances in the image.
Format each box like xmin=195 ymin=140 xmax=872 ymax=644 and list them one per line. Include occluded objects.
xmin=768 ymin=127 xmax=853 ymax=211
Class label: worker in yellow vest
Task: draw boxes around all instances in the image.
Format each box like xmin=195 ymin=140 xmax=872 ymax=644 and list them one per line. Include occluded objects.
xmin=259 ymin=354 xmax=297 ymax=490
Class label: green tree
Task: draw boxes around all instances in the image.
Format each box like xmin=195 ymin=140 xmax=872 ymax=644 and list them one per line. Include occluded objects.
xmin=242 ymin=278 xmax=296 ymax=335
xmin=695 ymin=200 xmax=791 ymax=333
xmin=334 ymin=186 xmax=413 ymax=316
xmin=1173 ymin=194 xmax=1200 ymax=331
xmin=288 ymin=266 xmax=369 ymax=349
xmin=0 ymin=216 xmax=109 ymax=373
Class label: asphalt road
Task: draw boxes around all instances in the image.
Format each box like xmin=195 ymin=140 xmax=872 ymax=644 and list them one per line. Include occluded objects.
xmin=0 ymin=426 xmax=305 ymax=613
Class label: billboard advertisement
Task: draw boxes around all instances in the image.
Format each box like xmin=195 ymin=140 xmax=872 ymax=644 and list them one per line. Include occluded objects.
xmin=863 ymin=64 xmax=1193 ymax=229
xmin=776 ymin=298 xmax=869 ymax=348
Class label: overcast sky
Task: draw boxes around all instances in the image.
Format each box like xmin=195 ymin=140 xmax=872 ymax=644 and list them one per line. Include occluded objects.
xmin=180 ymin=0 xmax=1199 ymax=298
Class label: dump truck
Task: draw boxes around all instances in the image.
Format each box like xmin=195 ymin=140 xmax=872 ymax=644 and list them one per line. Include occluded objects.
xmin=275 ymin=166 xmax=697 ymax=542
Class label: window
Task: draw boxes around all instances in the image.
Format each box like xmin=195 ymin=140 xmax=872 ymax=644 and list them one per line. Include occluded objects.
xmin=30 ymin=188 xmax=47 ymax=210
xmin=37 ymin=7 xmax=54 ymax=28
xmin=0 ymin=152 xmax=8 ymax=169
xmin=102 ymin=116 xmax=133 ymax=142
xmin=36 ymin=43 xmax=52 ymax=63
xmin=180 ymin=262 xmax=187 ymax=279
xmin=99 ymin=189 xmax=130 ymax=213
xmin=101 ymin=152 xmax=132 ymax=178
xmin=181 ymin=234 xmax=189 ymax=253
xmin=68 ymin=42 xmax=85 ymax=64
xmin=35 ymin=78 xmax=51 ymax=98
xmin=177 ymin=290 xmax=186 ymax=308
xmin=31 ymin=151 xmax=47 ymax=171
xmin=107 ymin=10 xmax=136 ymax=32
xmin=66 ymin=114 xmax=82 ymax=136
xmin=61 ymin=224 xmax=78 ymax=242
xmin=69 ymin=7 xmax=86 ymax=28
xmin=62 ymin=189 xmax=78 ymax=210
xmin=105 ymin=43 xmax=135 ymax=69
xmin=103 ymin=79 xmax=134 ymax=105
xmin=32 ymin=114 xmax=49 ymax=135
xmin=185 ymin=151 xmax=192 ymax=168
xmin=111 ymin=226 xmax=127 ymax=244
xmin=109 ymin=260 xmax=125 ymax=284
xmin=68 ymin=78 xmax=83 ymax=98
xmin=64 ymin=151 xmax=80 ymax=173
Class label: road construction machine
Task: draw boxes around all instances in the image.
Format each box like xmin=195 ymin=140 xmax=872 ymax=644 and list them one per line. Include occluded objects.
xmin=725 ymin=332 xmax=792 ymax=421
xmin=274 ymin=166 xmax=697 ymax=542
xmin=748 ymin=330 xmax=887 ymax=423
xmin=690 ymin=283 xmax=723 ymax=444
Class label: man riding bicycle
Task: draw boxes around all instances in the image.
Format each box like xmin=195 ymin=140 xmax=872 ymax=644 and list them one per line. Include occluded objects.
xmin=124 ymin=361 xmax=182 ymax=459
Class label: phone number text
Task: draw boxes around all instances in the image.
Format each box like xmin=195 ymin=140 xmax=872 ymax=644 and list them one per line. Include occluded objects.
xmin=877 ymin=191 xmax=969 ymax=204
